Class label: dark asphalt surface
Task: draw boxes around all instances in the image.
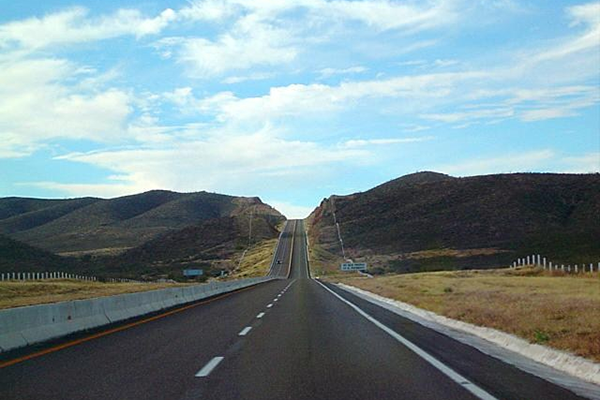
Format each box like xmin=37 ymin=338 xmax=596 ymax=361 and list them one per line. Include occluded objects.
xmin=0 ymin=220 xmax=589 ymax=399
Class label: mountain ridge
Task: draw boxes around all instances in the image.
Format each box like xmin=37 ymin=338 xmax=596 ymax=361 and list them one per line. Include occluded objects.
xmin=0 ymin=190 xmax=283 ymax=254
xmin=307 ymin=172 xmax=600 ymax=274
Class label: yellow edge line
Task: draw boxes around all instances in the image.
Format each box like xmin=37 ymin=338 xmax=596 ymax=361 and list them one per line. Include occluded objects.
xmin=0 ymin=283 xmax=260 ymax=370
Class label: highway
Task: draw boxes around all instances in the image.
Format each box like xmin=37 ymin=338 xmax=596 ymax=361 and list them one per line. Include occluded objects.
xmin=0 ymin=220 xmax=591 ymax=399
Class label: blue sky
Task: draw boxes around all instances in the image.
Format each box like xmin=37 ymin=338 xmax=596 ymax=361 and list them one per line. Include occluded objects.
xmin=1 ymin=0 xmax=599 ymax=218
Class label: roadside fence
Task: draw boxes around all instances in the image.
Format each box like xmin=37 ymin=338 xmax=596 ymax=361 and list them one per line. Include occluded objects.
xmin=510 ymin=254 xmax=599 ymax=274
xmin=0 ymin=272 xmax=144 ymax=283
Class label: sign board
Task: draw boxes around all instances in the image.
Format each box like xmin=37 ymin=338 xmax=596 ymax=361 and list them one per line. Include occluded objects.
xmin=340 ymin=262 xmax=367 ymax=271
xmin=183 ymin=269 xmax=204 ymax=277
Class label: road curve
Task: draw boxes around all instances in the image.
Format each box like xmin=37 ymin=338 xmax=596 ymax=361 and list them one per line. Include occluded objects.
xmin=0 ymin=219 xmax=592 ymax=399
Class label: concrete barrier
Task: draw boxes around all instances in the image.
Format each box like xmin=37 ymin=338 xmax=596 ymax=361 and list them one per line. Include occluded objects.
xmin=0 ymin=276 xmax=276 ymax=353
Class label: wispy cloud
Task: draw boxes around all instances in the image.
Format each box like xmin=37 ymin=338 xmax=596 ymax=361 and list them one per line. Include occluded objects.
xmin=317 ymin=66 xmax=367 ymax=79
xmin=341 ymin=136 xmax=434 ymax=148
xmin=0 ymin=7 xmax=175 ymax=50
xmin=437 ymin=150 xmax=556 ymax=176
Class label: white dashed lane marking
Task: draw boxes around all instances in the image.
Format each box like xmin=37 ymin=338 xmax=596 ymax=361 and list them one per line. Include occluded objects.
xmin=195 ymin=357 xmax=224 ymax=378
xmin=239 ymin=327 xmax=252 ymax=336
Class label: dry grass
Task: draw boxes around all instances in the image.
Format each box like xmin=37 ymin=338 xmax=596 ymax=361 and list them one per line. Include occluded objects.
xmin=329 ymin=267 xmax=600 ymax=362
xmin=0 ymin=280 xmax=190 ymax=310
xmin=308 ymin=242 xmax=345 ymax=275
xmin=57 ymin=247 xmax=133 ymax=257
xmin=402 ymin=247 xmax=507 ymax=259
xmin=229 ymin=238 xmax=278 ymax=279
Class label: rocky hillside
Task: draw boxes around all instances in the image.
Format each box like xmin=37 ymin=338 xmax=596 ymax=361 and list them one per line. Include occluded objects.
xmin=0 ymin=191 xmax=283 ymax=255
xmin=307 ymin=172 xmax=600 ymax=274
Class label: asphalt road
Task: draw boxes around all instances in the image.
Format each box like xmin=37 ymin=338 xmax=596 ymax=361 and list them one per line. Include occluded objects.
xmin=0 ymin=220 xmax=591 ymax=399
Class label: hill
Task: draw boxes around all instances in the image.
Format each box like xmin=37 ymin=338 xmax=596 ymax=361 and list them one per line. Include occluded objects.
xmin=0 ymin=234 xmax=81 ymax=273
xmin=307 ymin=172 xmax=600 ymax=274
xmin=0 ymin=191 xmax=283 ymax=255
xmin=98 ymin=214 xmax=280 ymax=279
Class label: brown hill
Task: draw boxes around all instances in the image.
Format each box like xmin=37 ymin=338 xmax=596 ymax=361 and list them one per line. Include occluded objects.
xmin=101 ymin=214 xmax=280 ymax=278
xmin=0 ymin=191 xmax=283 ymax=254
xmin=0 ymin=234 xmax=81 ymax=273
xmin=307 ymin=172 xmax=600 ymax=274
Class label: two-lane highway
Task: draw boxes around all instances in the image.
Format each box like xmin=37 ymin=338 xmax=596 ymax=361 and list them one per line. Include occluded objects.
xmin=0 ymin=220 xmax=593 ymax=399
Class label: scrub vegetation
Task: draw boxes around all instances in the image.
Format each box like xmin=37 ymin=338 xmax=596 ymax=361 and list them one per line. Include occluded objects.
xmin=230 ymin=238 xmax=279 ymax=279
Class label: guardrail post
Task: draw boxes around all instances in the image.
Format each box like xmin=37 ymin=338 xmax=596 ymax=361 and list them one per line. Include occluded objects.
xmin=575 ymin=265 xmax=578 ymax=273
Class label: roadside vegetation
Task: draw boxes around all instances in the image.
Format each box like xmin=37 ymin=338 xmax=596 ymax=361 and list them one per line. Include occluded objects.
xmin=327 ymin=267 xmax=600 ymax=362
xmin=0 ymin=280 xmax=191 ymax=310
xmin=230 ymin=238 xmax=279 ymax=279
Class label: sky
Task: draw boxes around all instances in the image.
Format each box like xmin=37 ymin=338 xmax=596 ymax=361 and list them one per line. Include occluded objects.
xmin=1 ymin=0 xmax=599 ymax=218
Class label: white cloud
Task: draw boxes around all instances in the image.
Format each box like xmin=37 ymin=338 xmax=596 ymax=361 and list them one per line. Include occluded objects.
xmin=265 ymin=200 xmax=314 ymax=219
xmin=421 ymin=107 xmax=514 ymax=123
xmin=24 ymin=180 xmax=148 ymax=199
xmin=401 ymin=124 xmax=431 ymax=132
xmin=39 ymin=127 xmax=367 ymax=197
xmin=438 ymin=150 xmax=556 ymax=176
xmin=317 ymin=66 xmax=368 ymax=79
xmin=222 ymin=72 xmax=275 ymax=84
xmin=433 ymin=58 xmax=459 ymax=67
xmin=561 ymin=152 xmax=600 ymax=173
xmin=341 ymin=136 xmax=434 ymax=148
xmin=177 ymin=21 xmax=297 ymax=78
xmin=197 ymin=72 xmax=482 ymax=123
xmin=0 ymin=57 xmax=133 ymax=157
xmin=160 ymin=0 xmax=458 ymax=77
xmin=0 ymin=7 xmax=176 ymax=49
xmin=179 ymin=0 xmax=458 ymax=31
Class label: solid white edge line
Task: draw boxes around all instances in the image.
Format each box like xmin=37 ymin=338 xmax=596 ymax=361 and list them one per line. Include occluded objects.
xmin=195 ymin=356 xmax=224 ymax=377
xmin=239 ymin=326 xmax=252 ymax=336
xmin=256 ymin=312 xmax=265 ymax=319
xmin=314 ymin=280 xmax=498 ymax=400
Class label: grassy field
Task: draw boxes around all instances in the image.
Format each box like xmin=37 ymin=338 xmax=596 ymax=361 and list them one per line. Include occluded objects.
xmin=0 ymin=280 xmax=190 ymax=310
xmin=229 ymin=238 xmax=278 ymax=279
xmin=327 ymin=267 xmax=600 ymax=362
